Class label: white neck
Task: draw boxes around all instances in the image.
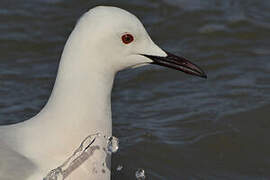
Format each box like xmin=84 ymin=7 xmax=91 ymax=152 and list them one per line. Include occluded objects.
xmin=41 ymin=23 xmax=116 ymax=137
xmin=11 ymin=23 xmax=116 ymax=179
xmin=44 ymin=49 xmax=114 ymax=136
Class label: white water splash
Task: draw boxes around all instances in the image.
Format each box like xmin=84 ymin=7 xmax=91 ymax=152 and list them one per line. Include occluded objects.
xmin=43 ymin=133 xmax=100 ymax=180
xmin=116 ymin=165 xmax=123 ymax=171
xmin=107 ymin=136 xmax=119 ymax=153
xmin=135 ymin=169 xmax=146 ymax=180
xmin=43 ymin=133 xmax=121 ymax=180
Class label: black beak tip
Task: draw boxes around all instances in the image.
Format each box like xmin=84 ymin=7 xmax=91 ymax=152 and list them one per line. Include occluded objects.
xmin=199 ymin=71 xmax=207 ymax=79
xmin=143 ymin=52 xmax=208 ymax=79
xmin=201 ymin=73 xmax=207 ymax=79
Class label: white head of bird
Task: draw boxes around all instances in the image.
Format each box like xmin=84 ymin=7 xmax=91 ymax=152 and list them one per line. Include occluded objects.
xmin=62 ymin=6 xmax=207 ymax=77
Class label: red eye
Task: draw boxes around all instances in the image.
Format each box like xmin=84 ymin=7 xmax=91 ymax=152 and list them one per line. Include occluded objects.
xmin=121 ymin=33 xmax=134 ymax=44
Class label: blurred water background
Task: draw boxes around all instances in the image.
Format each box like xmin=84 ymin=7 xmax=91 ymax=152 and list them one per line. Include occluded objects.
xmin=0 ymin=0 xmax=270 ymax=179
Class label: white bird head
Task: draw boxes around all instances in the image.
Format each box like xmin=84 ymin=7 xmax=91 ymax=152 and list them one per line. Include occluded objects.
xmin=67 ymin=6 xmax=206 ymax=78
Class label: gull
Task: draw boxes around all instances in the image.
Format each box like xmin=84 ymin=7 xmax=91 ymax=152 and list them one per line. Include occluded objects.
xmin=0 ymin=6 xmax=206 ymax=180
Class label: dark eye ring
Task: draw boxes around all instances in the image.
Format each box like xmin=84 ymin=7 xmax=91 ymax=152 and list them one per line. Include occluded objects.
xmin=121 ymin=33 xmax=134 ymax=44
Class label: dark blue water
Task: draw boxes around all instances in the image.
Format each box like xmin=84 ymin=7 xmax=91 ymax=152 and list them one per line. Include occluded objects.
xmin=0 ymin=0 xmax=270 ymax=179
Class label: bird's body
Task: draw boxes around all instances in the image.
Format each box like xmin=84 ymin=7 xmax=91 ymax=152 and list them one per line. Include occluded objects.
xmin=0 ymin=6 xmax=206 ymax=180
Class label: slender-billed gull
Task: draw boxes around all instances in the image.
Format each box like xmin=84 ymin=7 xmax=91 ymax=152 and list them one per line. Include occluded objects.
xmin=0 ymin=6 xmax=206 ymax=180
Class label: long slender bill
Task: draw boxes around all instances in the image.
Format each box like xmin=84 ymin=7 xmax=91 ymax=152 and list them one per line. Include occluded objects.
xmin=143 ymin=51 xmax=207 ymax=79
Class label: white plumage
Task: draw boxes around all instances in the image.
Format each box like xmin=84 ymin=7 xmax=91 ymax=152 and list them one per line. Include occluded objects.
xmin=0 ymin=6 xmax=166 ymax=180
